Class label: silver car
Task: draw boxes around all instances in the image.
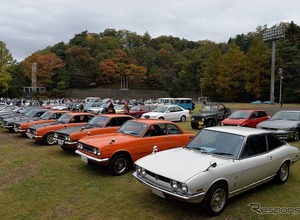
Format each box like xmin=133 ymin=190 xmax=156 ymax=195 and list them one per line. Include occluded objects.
xmin=133 ymin=126 xmax=299 ymax=216
xmin=257 ymin=110 xmax=300 ymax=141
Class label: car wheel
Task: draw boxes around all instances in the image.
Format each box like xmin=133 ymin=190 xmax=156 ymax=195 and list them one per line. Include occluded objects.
xmin=180 ymin=116 xmax=186 ymax=122
xmin=275 ymin=162 xmax=290 ymax=184
xmin=43 ymin=132 xmax=57 ymax=145
xmin=206 ymin=119 xmax=216 ymax=127
xmin=158 ymin=117 xmax=164 ymax=120
xmin=293 ymin=129 xmax=299 ymax=142
xmin=108 ymin=154 xmax=130 ymax=176
xmin=203 ymin=183 xmax=227 ymax=216
xmin=191 ymin=123 xmax=199 ymax=129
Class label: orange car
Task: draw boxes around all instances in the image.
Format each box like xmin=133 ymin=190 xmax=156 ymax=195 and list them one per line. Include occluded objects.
xmin=75 ymin=119 xmax=195 ymax=176
xmin=26 ymin=112 xmax=94 ymax=145
xmin=54 ymin=114 xmax=134 ymax=150
xmin=14 ymin=110 xmax=69 ymax=135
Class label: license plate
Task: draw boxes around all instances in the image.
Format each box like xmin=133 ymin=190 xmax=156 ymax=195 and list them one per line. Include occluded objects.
xmin=151 ymin=188 xmax=165 ymax=198
xmin=58 ymin=139 xmax=64 ymax=145
xmin=199 ymin=121 xmax=204 ymax=126
xmin=81 ymin=155 xmax=88 ymax=163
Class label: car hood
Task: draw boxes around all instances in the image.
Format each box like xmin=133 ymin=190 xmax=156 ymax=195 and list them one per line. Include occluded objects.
xmin=56 ymin=125 xmax=94 ymax=135
xmin=143 ymin=112 xmax=164 ymax=116
xmin=79 ymin=132 xmax=137 ymax=147
xmin=193 ymin=112 xmax=216 ymax=117
xmin=222 ymin=118 xmax=247 ymax=124
xmin=258 ymin=120 xmax=299 ymax=128
xmin=136 ymin=148 xmax=230 ymax=182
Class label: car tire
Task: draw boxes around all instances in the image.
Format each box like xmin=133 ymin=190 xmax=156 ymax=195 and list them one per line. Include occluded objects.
xmin=108 ymin=154 xmax=130 ymax=176
xmin=158 ymin=117 xmax=164 ymax=120
xmin=206 ymin=119 xmax=216 ymax=127
xmin=203 ymin=183 xmax=227 ymax=216
xmin=293 ymin=129 xmax=299 ymax=142
xmin=191 ymin=123 xmax=199 ymax=129
xmin=43 ymin=132 xmax=57 ymax=145
xmin=180 ymin=116 xmax=186 ymax=122
xmin=275 ymin=162 xmax=289 ymax=184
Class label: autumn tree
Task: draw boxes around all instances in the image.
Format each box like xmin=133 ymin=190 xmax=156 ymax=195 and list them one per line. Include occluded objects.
xmin=217 ymin=42 xmax=246 ymax=101
xmin=244 ymin=38 xmax=270 ymax=100
xmin=23 ymin=52 xmax=64 ymax=87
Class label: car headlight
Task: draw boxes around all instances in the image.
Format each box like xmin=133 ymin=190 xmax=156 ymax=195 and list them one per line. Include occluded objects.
xmin=170 ymin=180 xmax=188 ymax=193
xmin=135 ymin=165 xmax=146 ymax=176
xmin=191 ymin=117 xmax=194 ymax=120
xmin=65 ymin=136 xmax=70 ymax=141
xmin=77 ymin=142 xmax=83 ymax=150
xmin=201 ymin=118 xmax=205 ymax=122
xmin=279 ymin=127 xmax=293 ymax=131
xmin=93 ymin=148 xmax=100 ymax=156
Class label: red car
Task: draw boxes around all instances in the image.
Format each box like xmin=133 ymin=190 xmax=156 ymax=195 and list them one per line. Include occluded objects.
xmin=14 ymin=110 xmax=69 ymax=135
xmin=221 ymin=110 xmax=269 ymax=128
xmin=26 ymin=112 xmax=94 ymax=145
xmin=119 ymin=104 xmax=156 ymax=118
xmin=54 ymin=114 xmax=134 ymax=150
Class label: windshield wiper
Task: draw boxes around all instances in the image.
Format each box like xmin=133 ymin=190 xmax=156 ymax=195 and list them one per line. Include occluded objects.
xmin=213 ymin=152 xmax=234 ymax=156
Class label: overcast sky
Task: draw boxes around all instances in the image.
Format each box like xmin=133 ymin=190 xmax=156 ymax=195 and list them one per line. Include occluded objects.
xmin=1 ymin=0 xmax=300 ymax=62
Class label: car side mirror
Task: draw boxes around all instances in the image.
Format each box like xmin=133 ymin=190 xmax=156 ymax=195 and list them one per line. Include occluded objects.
xmin=152 ymin=145 xmax=158 ymax=154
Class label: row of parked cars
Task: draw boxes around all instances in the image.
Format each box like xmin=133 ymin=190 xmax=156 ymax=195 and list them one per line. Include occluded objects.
xmin=1 ymin=103 xmax=299 ymax=216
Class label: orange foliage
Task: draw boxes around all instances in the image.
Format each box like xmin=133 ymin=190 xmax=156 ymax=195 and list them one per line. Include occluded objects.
xmin=23 ymin=53 xmax=64 ymax=87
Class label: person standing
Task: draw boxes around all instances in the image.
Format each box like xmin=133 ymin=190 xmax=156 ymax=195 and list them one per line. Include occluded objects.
xmin=123 ymin=100 xmax=130 ymax=114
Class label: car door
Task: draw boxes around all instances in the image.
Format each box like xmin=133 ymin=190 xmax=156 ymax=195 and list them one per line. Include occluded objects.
xmin=239 ymin=135 xmax=274 ymax=188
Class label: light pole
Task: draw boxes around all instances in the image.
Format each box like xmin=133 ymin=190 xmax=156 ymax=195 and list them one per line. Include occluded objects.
xmin=278 ymin=68 xmax=283 ymax=105
xmin=262 ymin=26 xmax=285 ymax=104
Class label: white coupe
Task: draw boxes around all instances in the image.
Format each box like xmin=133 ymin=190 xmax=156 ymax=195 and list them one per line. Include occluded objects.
xmin=133 ymin=126 xmax=299 ymax=216
xmin=141 ymin=104 xmax=190 ymax=122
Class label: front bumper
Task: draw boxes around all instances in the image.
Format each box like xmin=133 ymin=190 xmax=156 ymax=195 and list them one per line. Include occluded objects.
xmin=75 ymin=150 xmax=109 ymax=163
xmin=133 ymin=172 xmax=205 ymax=203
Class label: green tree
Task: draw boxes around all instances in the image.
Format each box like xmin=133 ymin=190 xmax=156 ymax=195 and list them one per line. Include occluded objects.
xmin=0 ymin=41 xmax=14 ymax=94
xmin=244 ymin=38 xmax=270 ymax=100
xmin=217 ymin=42 xmax=246 ymax=101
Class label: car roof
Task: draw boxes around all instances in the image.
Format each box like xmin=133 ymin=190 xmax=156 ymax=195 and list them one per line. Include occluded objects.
xmin=95 ymin=114 xmax=134 ymax=119
xmin=205 ymin=126 xmax=271 ymax=136
xmin=65 ymin=112 xmax=95 ymax=116
xmin=132 ymin=119 xmax=177 ymax=125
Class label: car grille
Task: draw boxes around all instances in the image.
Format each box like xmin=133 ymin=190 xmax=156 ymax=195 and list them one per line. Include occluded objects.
xmin=27 ymin=128 xmax=36 ymax=134
xmin=56 ymin=133 xmax=66 ymax=140
xmin=81 ymin=143 xmax=95 ymax=154
xmin=261 ymin=127 xmax=278 ymax=131
xmin=145 ymin=170 xmax=171 ymax=184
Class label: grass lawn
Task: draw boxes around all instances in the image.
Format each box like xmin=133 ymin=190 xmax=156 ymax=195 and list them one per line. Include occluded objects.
xmin=1 ymin=103 xmax=300 ymax=219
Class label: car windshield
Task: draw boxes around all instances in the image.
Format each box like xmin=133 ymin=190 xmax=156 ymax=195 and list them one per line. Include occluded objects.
xmin=117 ymin=121 xmax=147 ymax=136
xmin=201 ymin=105 xmax=218 ymax=112
xmin=228 ymin=111 xmax=250 ymax=119
xmin=24 ymin=109 xmax=39 ymax=117
xmin=185 ymin=129 xmax=244 ymax=159
xmin=271 ymin=111 xmax=300 ymax=121
xmin=40 ymin=111 xmax=52 ymax=120
xmin=152 ymin=106 xmax=168 ymax=113
xmin=57 ymin=114 xmax=72 ymax=124
xmin=87 ymin=116 xmax=109 ymax=127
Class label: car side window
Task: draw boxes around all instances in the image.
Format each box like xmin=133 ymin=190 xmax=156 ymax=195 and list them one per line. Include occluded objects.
xmin=144 ymin=124 xmax=165 ymax=137
xmin=167 ymin=124 xmax=182 ymax=135
xmin=241 ymin=135 xmax=267 ymax=158
xmin=267 ymin=134 xmax=285 ymax=151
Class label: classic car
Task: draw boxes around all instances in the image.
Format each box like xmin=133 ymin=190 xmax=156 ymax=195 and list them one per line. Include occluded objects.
xmin=75 ymin=119 xmax=195 ymax=176
xmin=26 ymin=112 xmax=94 ymax=145
xmin=119 ymin=104 xmax=156 ymax=118
xmin=191 ymin=102 xmax=231 ymax=129
xmin=141 ymin=105 xmax=190 ymax=122
xmin=221 ymin=110 xmax=269 ymax=128
xmin=133 ymin=126 xmax=299 ymax=216
xmin=14 ymin=110 xmax=69 ymax=135
xmin=2 ymin=108 xmax=48 ymax=131
xmin=54 ymin=114 xmax=134 ymax=150
xmin=256 ymin=110 xmax=300 ymax=142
